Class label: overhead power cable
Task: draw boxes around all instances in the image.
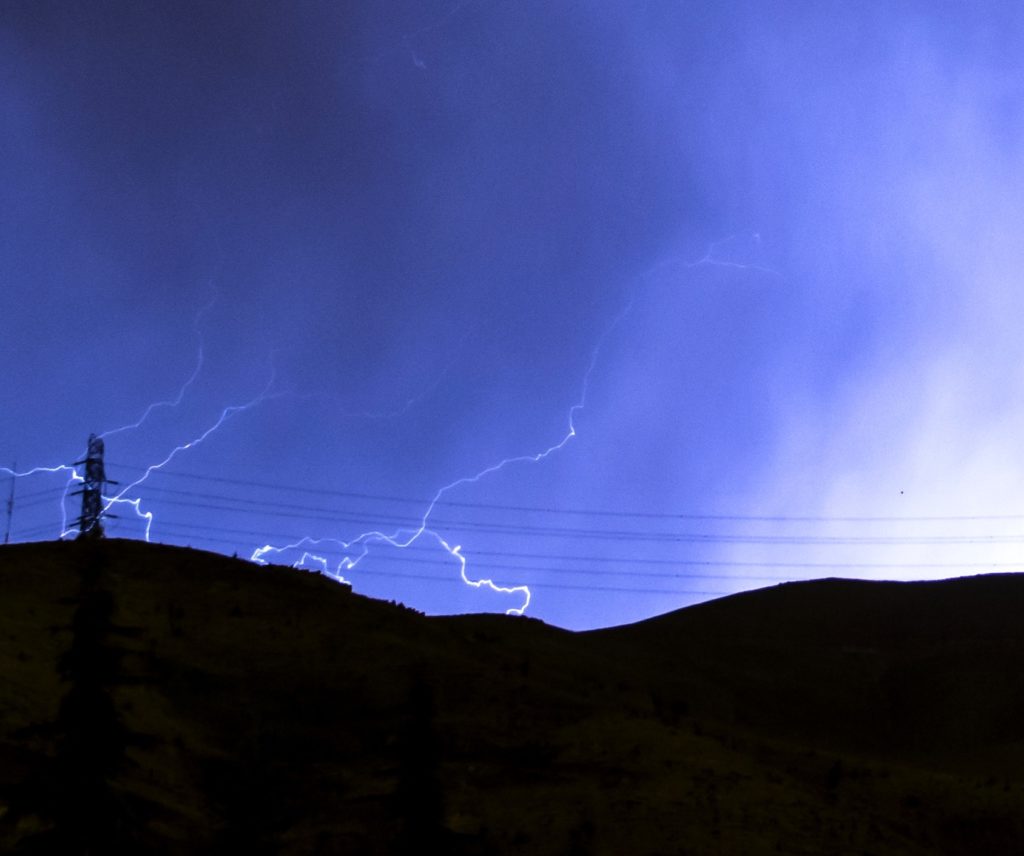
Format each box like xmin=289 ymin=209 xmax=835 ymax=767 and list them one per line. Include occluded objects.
xmin=88 ymin=484 xmax=1024 ymax=546
xmin=134 ymin=516 xmax=1024 ymax=569
xmin=106 ymin=460 xmax=1024 ymax=524
xmin=134 ymin=519 xmax=1024 ymax=577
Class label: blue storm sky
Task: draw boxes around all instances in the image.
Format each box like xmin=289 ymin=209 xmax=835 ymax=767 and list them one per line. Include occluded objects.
xmin=4 ymin=1 xmax=1024 ymax=629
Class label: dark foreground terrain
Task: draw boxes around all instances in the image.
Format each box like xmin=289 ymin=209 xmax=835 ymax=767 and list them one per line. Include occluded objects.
xmin=1 ymin=539 xmax=1023 ymax=854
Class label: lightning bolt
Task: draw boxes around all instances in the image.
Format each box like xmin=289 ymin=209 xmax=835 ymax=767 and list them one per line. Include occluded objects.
xmin=686 ymin=231 xmax=783 ymax=279
xmin=2 ymin=295 xmax=221 ymax=540
xmin=0 ymin=462 xmax=82 ymax=541
xmin=97 ymin=365 xmax=282 ymax=540
xmin=100 ymin=288 xmax=218 ymax=441
xmin=4 ymin=297 xmax=278 ymax=544
xmin=5 ymin=233 xmax=775 ymax=619
xmin=249 ymin=233 xmax=777 ymax=615
xmin=251 ymin=298 xmax=634 ymax=615
xmin=0 ymin=463 xmax=78 ymax=480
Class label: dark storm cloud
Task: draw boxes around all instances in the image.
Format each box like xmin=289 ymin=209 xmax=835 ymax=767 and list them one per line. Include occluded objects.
xmin=5 ymin=1 xmax=1024 ymax=628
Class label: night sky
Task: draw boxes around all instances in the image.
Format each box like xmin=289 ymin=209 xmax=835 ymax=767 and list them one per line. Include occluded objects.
xmin=5 ymin=1 xmax=1024 ymax=629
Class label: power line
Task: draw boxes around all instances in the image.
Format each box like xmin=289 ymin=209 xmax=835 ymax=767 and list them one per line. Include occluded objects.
xmin=18 ymin=458 xmax=1024 ymax=541
xmin=106 ymin=460 xmax=1024 ymax=524
xmin=356 ymin=573 xmax=724 ymax=597
xmin=7 ymin=522 xmax=61 ymax=541
xmin=19 ymin=495 xmax=1024 ymax=561
xmin=10 ymin=459 xmax=1024 ymax=606
xmin=132 ymin=518 xmax=1024 ymax=575
xmin=10 ymin=517 xmax=1015 ymax=600
xmin=1 ymin=522 xmax=725 ymax=596
xmin=17 ymin=493 xmax=71 ymax=512
xmin=7 ymin=485 xmax=64 ymax=503
xmin=119 ymin=511 xmax=1024 ymax=573
xmin=87 ymin=485 xmax=1024 ymax=547
xmin=141 ymin=525 xmax=797 ymax=580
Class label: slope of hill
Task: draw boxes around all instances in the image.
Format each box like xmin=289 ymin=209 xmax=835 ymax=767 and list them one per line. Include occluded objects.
xmin=0 ymin=539 xmax=1022 ymax=854
xmin=592 ymin=576 xmax=1024 ymax=765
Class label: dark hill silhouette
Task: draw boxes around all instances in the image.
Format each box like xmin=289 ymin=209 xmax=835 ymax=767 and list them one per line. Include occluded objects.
xmin=0 ymin=539 xmax=1022 ymax=854
xmin=593 ymin=576 xmax=1024 ymax=765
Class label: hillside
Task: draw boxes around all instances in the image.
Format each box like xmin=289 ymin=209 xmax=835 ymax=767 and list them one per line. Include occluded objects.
xmin=0 ymin=539 xmax=1022 ymax=854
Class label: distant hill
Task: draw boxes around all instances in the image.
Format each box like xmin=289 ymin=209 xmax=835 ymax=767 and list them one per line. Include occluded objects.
xmin=1 ymin=539 xmax=1022 ymax=854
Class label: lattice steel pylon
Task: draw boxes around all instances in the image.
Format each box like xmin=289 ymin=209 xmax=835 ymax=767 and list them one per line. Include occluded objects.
xmin=72 ymin=434 xmax=117 ymax=539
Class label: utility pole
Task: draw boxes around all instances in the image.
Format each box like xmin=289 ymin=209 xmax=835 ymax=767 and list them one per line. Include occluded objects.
xmin=71 ymin=435 xmax=117 ymax=539
xmin=3 ymin=462 xmax=13 ymax=545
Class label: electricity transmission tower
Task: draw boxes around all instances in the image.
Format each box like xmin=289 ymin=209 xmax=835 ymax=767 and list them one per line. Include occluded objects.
xmin=72 ymin=435 xmax=117 ymax=539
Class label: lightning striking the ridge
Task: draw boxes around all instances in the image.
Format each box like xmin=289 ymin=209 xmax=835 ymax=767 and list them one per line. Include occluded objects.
xmin=248 ymin=236 xmax=779 ymax=614
xmin=250 ymin=296 xmax=636 ymax=615
xmin=9 ymin=0 xmax=1022 ymax=636
xmin=5 ymin=234 xmax=775 ymax=618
